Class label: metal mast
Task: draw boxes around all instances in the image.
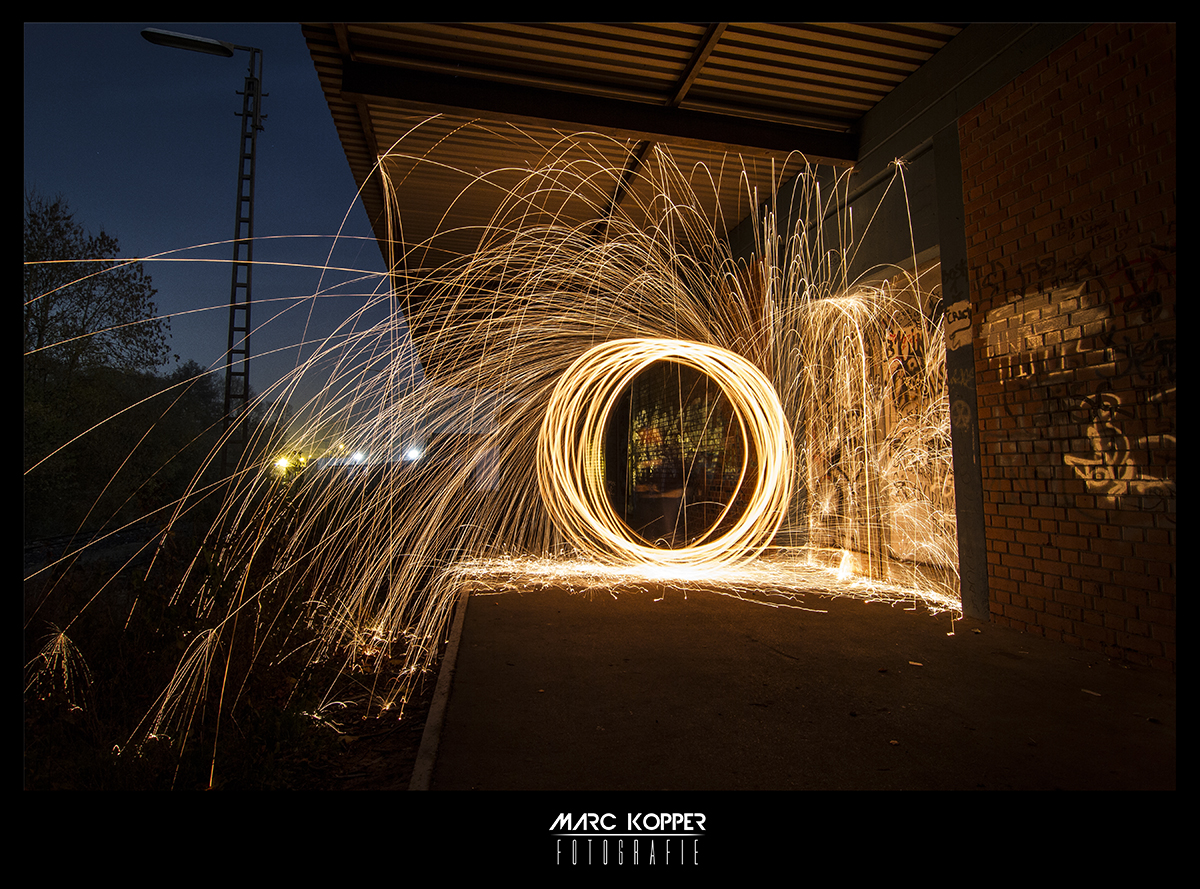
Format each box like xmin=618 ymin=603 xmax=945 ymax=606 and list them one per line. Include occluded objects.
xmin=140 ymin=28 xmax=265 ymax=477
xmin=223 ymin=46 xmax=264 ymax=475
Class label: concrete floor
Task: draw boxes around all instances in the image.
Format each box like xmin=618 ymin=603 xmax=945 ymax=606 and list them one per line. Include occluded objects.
xmin=413 ymin=585 xmax=1175 ymax=791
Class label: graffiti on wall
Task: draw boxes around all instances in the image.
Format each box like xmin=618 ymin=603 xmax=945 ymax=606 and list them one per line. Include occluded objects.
xmin=1100 ymin=246 xmax=1176 ymax=392
xmin=885 ymin=324 xmax=925 ymax=409
xmin=974 ymin=219 xmax=1173 ymax=307
xmin=982 ymin=283 xmax=1088 ymax=385
xmin=978 ymin=244 xmax=1176 ymax=392
xmin=1063 ymin=388 xmax=1175 ymax=497
xmin=945 ymin=299 xmax=972 ymax=351
xmin=979 ymin=232 xmax=1175 ymax=509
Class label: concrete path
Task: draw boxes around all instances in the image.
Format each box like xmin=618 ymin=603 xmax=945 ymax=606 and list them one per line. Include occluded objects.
xmin=412 ymin=585 xmax=1175 ymax=791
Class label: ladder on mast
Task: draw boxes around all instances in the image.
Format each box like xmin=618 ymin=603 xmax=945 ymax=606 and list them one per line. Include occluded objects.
xmin=222 ymin=53 xmax=263 ymax=476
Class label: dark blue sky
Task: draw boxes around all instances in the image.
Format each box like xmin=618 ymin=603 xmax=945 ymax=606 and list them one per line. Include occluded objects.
xmin=24 ymin=22 xmax=394 ymax=410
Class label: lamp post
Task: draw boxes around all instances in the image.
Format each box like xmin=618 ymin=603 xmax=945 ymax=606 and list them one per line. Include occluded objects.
xmin=142 ymin=27 xmax=264 ymax=477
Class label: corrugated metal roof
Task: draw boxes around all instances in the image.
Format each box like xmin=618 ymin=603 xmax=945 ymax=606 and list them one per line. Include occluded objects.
xmin=302 ymin=22 xmax=964 ymax=269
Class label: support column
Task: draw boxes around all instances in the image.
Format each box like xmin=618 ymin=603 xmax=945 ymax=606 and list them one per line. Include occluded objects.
xmin=934 ymin=123 xmax=989 ymax=620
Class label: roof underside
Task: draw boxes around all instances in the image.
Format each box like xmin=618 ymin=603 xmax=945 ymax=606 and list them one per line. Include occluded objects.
xmin=302 ymin=22 xmax=965 ymax=269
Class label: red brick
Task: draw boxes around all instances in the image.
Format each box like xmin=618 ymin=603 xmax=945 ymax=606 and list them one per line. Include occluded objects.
xmin=962 ymin=23 xmax=1175 ymax=671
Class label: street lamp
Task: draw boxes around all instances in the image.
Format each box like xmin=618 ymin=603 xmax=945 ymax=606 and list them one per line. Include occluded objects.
xmin=142 ymin=27 xmax=264 ymax=476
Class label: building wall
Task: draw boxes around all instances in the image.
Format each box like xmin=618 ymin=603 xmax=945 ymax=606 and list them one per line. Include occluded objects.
xmin=958 ymin=24 xmax=1176 ymax=669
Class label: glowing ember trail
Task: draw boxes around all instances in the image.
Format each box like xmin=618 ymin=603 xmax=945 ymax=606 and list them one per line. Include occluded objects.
xmin=538 ymin=338 xmax=793 ymax=570
xmin=24 ymin=127 xmax=960 ymax=775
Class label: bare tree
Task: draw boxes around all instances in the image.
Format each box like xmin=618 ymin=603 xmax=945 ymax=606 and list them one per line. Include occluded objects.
xmin=24 ymin=189 xmax=170 ymax=399
xmin=24 ymin=190 xmax=173 ymax=538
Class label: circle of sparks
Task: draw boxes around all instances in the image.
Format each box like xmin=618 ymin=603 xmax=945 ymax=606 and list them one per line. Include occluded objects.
xmin=537 ymin=338 xmax=794 ymax=571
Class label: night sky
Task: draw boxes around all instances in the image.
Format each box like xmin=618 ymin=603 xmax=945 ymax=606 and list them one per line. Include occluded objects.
xmin=24 ymin=22 xmax=394 ymax=412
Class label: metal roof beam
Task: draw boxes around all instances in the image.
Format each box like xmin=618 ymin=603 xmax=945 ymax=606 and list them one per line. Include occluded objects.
xmin=339 ymin=59 xmax=859 ymax=166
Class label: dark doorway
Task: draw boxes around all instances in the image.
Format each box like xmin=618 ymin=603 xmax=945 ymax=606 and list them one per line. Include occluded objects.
xmin=604 ymin=360 xmax=755 ymax=548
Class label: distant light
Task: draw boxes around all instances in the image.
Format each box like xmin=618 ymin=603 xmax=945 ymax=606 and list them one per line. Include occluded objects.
xmin=403 ymin=445 xmax=423 ymax=462
xmin=351 ymin=451 xmax=366 ymax=463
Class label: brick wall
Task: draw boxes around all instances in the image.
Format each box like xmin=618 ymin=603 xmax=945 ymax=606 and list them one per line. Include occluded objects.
xmin=958 ymin=24 xmax=1176 ymax=669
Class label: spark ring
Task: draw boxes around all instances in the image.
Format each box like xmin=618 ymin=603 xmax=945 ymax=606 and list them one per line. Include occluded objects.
xmin=537 ymin=338 xmax=794 ymax=570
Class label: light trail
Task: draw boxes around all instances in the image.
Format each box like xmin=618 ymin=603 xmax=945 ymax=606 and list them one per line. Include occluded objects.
xmin=24 ymin=127 xmax=959 ymax=780
xmin=537 ymin=338 xmax=793 ymax=570
xmin=447 ymin=551 xmax=962 ymax=615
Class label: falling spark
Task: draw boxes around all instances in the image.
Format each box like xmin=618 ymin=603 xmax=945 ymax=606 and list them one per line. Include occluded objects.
xmin=24 ymin=126 xmax=959 ymax=771
xmin=25 ymin=625 xmax=93 ymax=715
